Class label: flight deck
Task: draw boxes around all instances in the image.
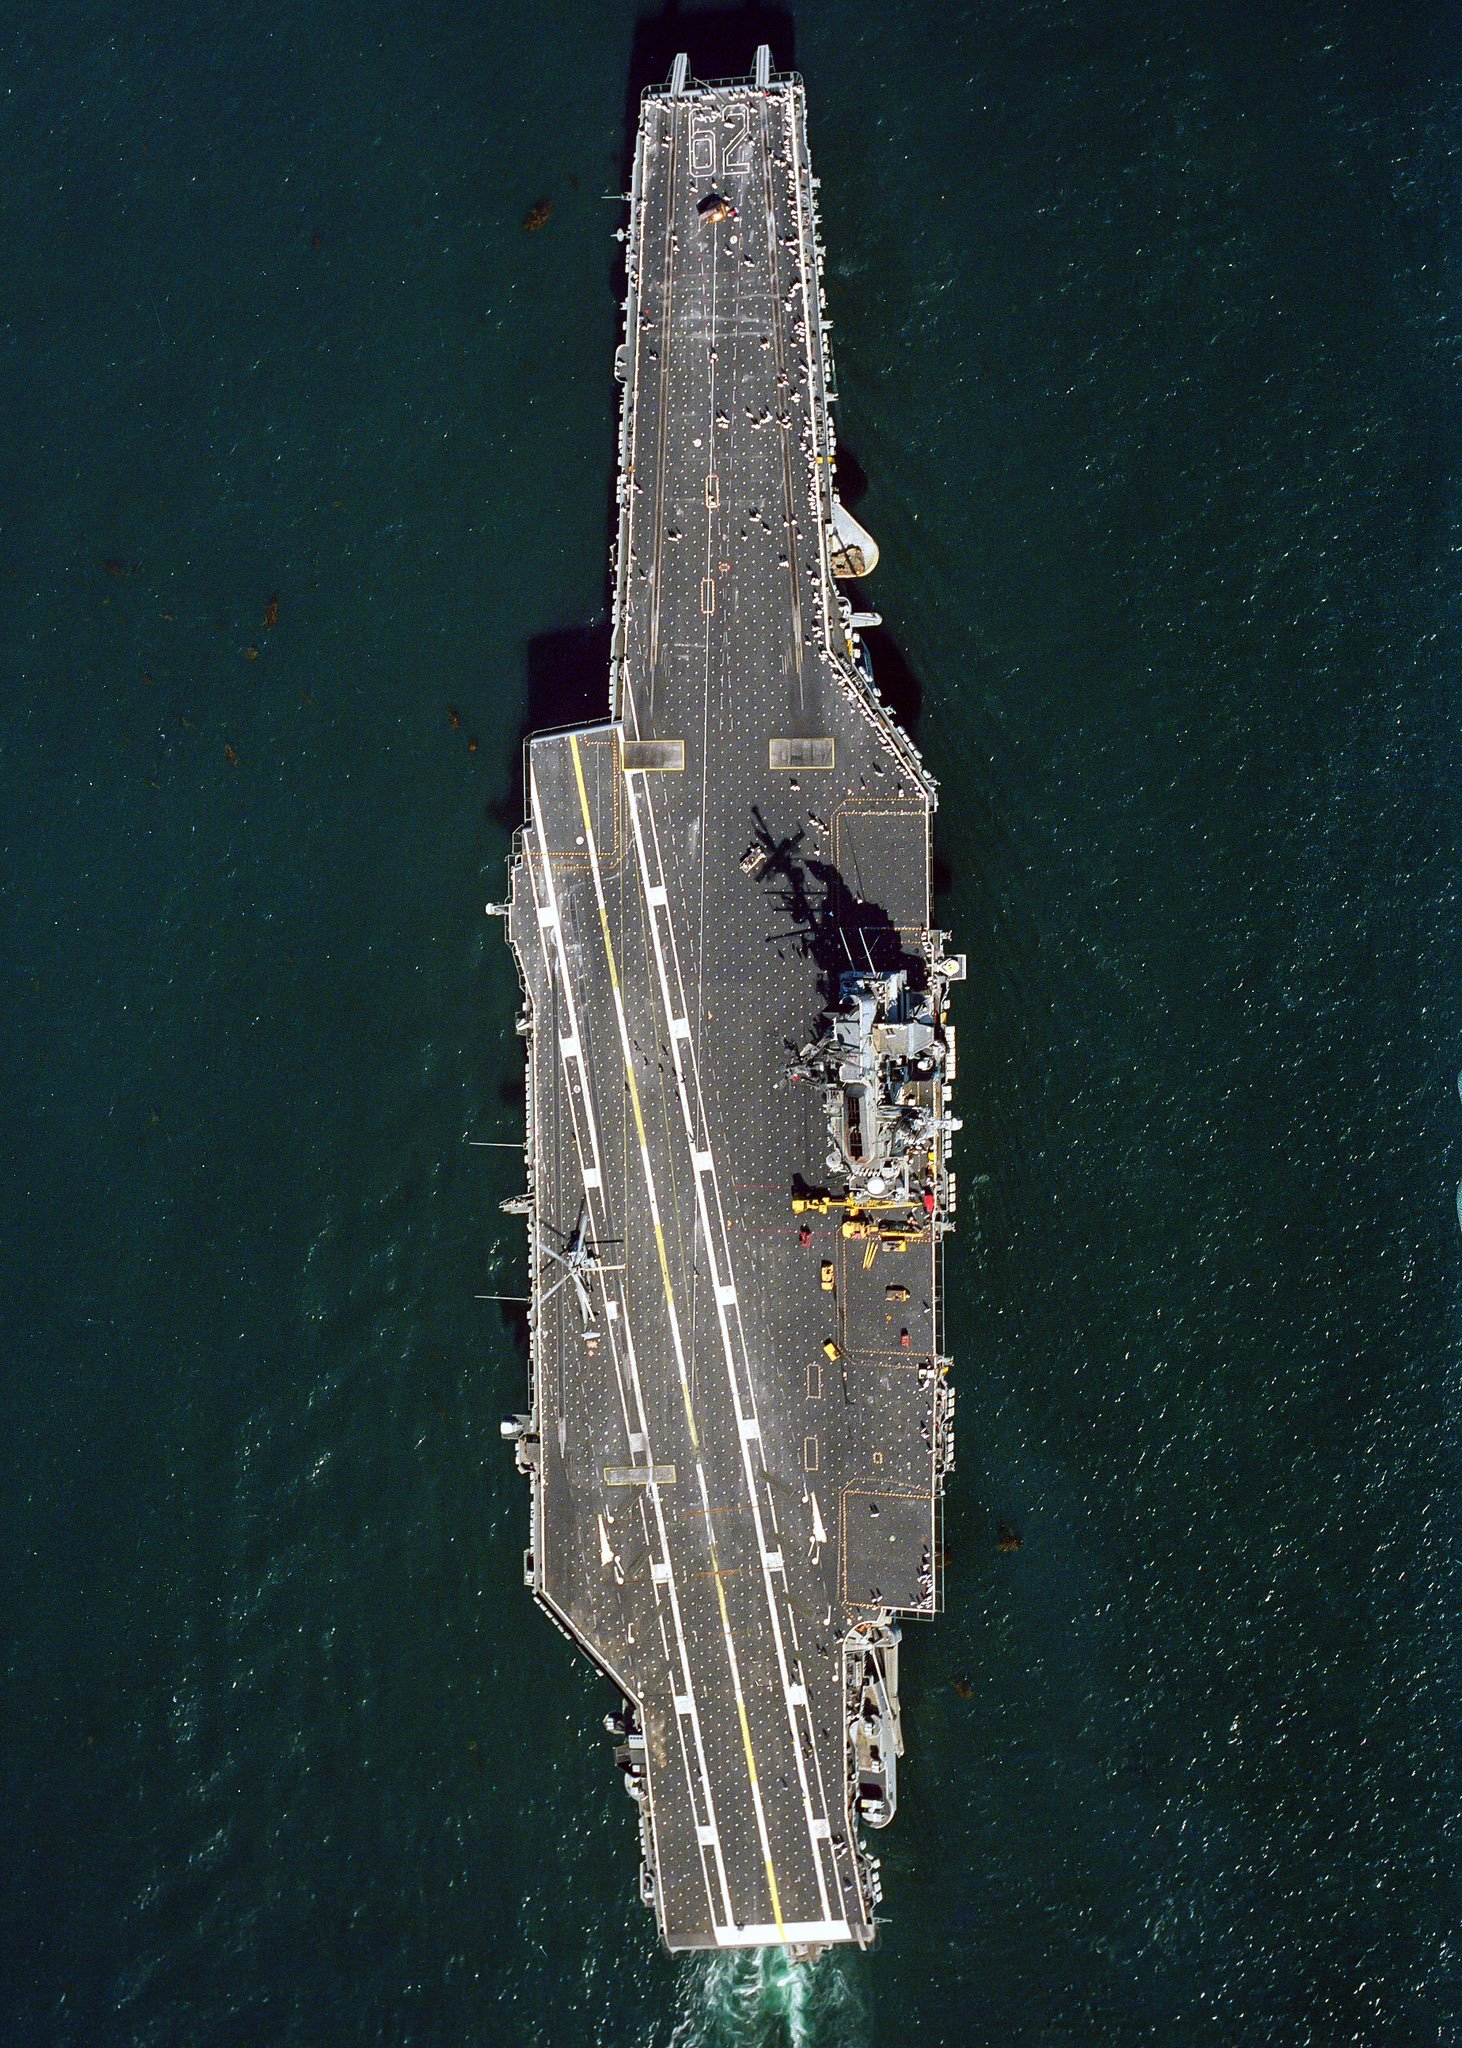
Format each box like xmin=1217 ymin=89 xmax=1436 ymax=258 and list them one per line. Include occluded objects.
xmin=499 ymin=49 xmax=961 ymax=1955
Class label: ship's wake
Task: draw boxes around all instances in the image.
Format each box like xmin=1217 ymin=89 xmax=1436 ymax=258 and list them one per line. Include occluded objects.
xmin=667 ymin=1947 xmax=867 ymax=2048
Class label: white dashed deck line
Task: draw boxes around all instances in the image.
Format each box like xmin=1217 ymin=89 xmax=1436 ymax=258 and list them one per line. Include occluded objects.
xmin=527 ymin=771 xmax=735 ymax=1937
xmin=564 ymin=736 xmax=788 ymax=1938
xmin=624 ymin=767 xmax=842 ymax=1928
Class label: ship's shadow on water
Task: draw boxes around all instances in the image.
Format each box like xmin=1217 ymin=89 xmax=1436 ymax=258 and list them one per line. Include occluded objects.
xmin=665 ymin=1948 xmax=867 ymax=2048
xmin=492 ymin=618 xmax=614 ymax=831
xmin=495 ymin=6 xmax=802 ymax=839
xmin=497 ymin=6 xmax=802 ymax=840
xmin=504 ymin=592 xmax=933 ymax=847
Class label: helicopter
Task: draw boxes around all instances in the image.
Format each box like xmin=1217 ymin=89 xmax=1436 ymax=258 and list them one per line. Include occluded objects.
xmin=537 ymin=1202 xmax=618 ymax=1346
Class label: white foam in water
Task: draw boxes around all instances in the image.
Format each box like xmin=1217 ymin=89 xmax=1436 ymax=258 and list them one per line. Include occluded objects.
xmin=667 ymin=1947 xmax=867 ymax=2048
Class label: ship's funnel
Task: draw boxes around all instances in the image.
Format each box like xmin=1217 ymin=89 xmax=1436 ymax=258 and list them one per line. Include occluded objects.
xmin=829 ymin=499 xmax=879 ymax=579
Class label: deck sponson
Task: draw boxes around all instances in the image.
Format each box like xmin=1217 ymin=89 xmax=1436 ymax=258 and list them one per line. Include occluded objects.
xmin=505 ymin=69 xmax=950 ymax=1954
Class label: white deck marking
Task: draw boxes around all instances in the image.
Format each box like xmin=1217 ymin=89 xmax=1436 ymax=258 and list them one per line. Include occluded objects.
xmin=645 ymin=101 xmax=681 ymax=690
xmin=526 ymin=768 xmax=735 ymax=1936
xmin=566 ymin=735 xmax=790 ymax=1941
xmin=623 ymin=768 xmax=843 ymax=1927
xmin=720 ymin=1920 xmax=849 ymax=1949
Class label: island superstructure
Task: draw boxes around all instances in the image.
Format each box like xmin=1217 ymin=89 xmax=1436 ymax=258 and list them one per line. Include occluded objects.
xmin=498 ymin=49 xmax=961 ymax=1955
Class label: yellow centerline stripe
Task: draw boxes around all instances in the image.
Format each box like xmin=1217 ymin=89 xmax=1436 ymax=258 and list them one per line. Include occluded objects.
xmin=529 ymin=788 xmax=742 ymax=1936
xmin=569 ymin=733 xmax=785 ymax=1942
xmin=620 ymin=769 xmax=843 ymax=1931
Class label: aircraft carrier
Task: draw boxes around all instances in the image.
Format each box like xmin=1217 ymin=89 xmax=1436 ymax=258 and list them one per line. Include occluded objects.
xmin=497 ymin=48 xmax=961 ymax=1955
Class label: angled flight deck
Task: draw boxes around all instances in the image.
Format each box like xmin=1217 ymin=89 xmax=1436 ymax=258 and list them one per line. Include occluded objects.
xmin=499 ymin=49 xmax=961 ymax=1956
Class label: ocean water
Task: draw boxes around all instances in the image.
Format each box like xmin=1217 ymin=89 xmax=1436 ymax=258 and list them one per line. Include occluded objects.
xmin=1 ymin=3 xmax=1456 ymax=2043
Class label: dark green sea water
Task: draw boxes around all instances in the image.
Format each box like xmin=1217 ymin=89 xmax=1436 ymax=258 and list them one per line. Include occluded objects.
xmin=2 ymin=3 xmax=1458 ymax=2043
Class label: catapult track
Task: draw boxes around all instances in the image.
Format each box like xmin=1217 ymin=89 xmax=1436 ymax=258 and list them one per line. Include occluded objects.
xmin=501 ymin=50 xmax=959 ymax=1955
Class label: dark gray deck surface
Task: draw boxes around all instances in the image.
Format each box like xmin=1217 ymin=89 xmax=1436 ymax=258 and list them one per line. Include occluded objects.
xmin=507 ymin=70 xmax=947 ymax=1953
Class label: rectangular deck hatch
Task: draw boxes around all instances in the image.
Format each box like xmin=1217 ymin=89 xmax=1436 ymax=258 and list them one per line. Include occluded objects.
xmin=622 ymin=739 xmax=686 ymax=772
xmin=770 ymin=737 xmax=835 ymax=771
xmin=603 ymin=1463 xmax=678 ymax=1486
